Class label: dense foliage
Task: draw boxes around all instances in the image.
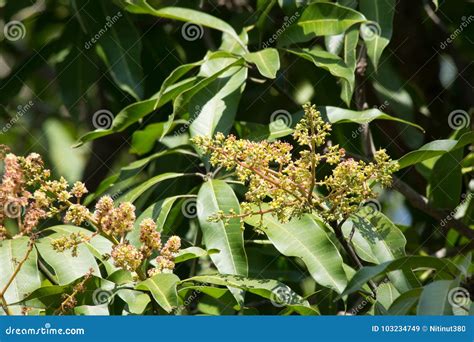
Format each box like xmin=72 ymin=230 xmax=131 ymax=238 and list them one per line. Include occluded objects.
xmin=0 ymin=0 xmax=472 ymax=316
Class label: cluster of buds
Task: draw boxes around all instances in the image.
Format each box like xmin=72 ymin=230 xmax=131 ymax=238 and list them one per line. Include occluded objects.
xmin=108 ymin=219 xmax=181 ymax=275
xmin=91 ymin=196 xmax=135 ymax=237
xmin=0 ymin=147 xmax=89 ymax=237
xmin=140 ymin=218 xmax=181 ymax=276
xmin=51 ymin=232 xmax=90 ymax=257
xmin=193 ymin=103 xmax=399 ymax=225
xmin=0 ymin=146 xmax=182 ymax=279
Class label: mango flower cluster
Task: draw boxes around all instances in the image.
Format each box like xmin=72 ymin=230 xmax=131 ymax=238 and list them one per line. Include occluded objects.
xmin=192 ymin=103 xmax=399 ymax=225
xmin=0 ymin=146 xmax=85 ymax=238
xmin=0 ymin=146 xmax=181 ymax=277
xmin=54 ymin=197 xmax=182 ymax=275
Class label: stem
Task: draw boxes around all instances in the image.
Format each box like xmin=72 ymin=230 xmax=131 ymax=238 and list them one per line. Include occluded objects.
xmin=308 ymin=114 xmax=316 ymax=202
xmin=331 ymin=221 xmax=378 ymax=295
xmin=219 ymin=205 xmax=296 ymax=220
xmin=236 ymin=159 xmax=308 ymax=203
xmin=1 ymin=296 xmax=11 ymax=315
xmin=355 ymin=45 xmax=375 ymax=159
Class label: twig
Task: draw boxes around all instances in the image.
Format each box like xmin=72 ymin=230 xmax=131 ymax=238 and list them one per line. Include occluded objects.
xmin=355 ymin=45 xmax=376 ymax=159
xmin=331 ymin=221 xmax=378 ymax=295
xmin=392 ymin=176 xmax=474 ymax=240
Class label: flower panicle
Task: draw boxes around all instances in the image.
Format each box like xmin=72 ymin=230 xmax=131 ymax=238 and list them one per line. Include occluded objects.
xmin=0 ymin=149 xmax=184 ymax=279
xmin=192 ymin=103 xmax=399 ymax=226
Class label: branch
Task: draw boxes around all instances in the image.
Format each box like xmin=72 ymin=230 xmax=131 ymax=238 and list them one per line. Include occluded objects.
xmin=331 ymin=221 xmax=378 ymax=295
xmin=392 ymin=176 xmax=474 ymax=240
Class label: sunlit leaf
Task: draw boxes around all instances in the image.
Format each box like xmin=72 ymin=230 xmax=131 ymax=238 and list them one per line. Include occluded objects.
xmin=136 ymin=273 xmax=180 ymax=313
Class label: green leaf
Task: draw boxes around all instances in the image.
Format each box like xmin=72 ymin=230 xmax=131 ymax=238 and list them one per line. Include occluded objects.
xmin=341 ymin=256 xmax=460 ymax=297
xmin=397 ymin=132 xmax=474 ymax=169
xmin=242 ymin=105 xmax=422 ymax=141
xmin=376 ymin=282 xmax=400 ymax=310
xmin=20 ymin=284 xmax=73 ymax=309
xmin=136 ymin=273 xmax=180 ymax=313
xmin=113 ymin=81 xmax=198 ymax=136
xmin=55 ymin=35 xmax=97 ymax=116
xmin=185 ymin=274 xmax=318 ymax=315
xmin=297 ymin=2 xmax=366 ymax=36
xmin=117 ymin=172 xmax=186 ymax=203
xmin=36 ymin=233 xmax=100 ymax=285
xmin=359 ymin=0 xmax=395 ymax=70
xmin=118 ymin=148 xmax=197 ymax=182
xmin=245 ymin=211 xmax=347 ymax=294
xmin=130 ymin=121 xmax=186 ymax=155
xmin=189 ymin=57 xmax=247 ymax=138
xmin=175 ymin=247 xmax=213 ymax=263
xmin=343 ymin=207 xmax=413 ymax=292
xmin=173 ymin=58 xmax=245 ymax=139
xmin=319 ymin=106 xmax=424 ymax=130
xmin=287 ymin=48 xmax=354 ymax=106
xmin=427 ymin=149 xmax=463 ymax=209
xmin=244 ymin=48 xmax=280 ymax=79
xmin=120 ymin=2 xmax=246 ymax=49
xmin=178 ymin=285 xmax=230 ymax=300
xmin=47 ymin=226 xmax=116 ymax=275
xmin=75 ymin=77 xmax=197 ymax=146
xmin=387 ymin=288 xmax=422 ymax=315
xmin=75 ymin=53 xmax=242 ymax=146
xmin=197 ymin=180 xmax=248 ymax=302
xmin=74 ymin=305 xmax=109 ymax=315
xmin=117 ymin=289 xmax=151 ymax=314
xmin=0 ymin=238 xmax=41 ymax=306
xmin=74 ymin=0 xmax=143 ymax=99
xmin=43 ymin=119 xmax=87 ymax=182
xmin=340 ymin=26 xmax=359 ymax=106
xmin=417 ymin=280 xmax=456 ymax=315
